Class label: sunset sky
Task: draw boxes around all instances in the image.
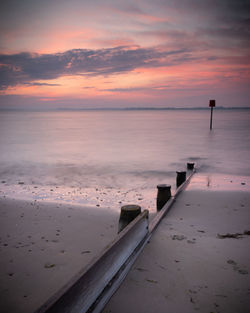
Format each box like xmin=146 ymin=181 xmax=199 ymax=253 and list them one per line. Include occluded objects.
xmin=0 ymin=0 xmax=249 ymax=109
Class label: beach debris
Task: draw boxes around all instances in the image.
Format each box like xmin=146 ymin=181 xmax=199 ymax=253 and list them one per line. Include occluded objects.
xmin=81 ymin=250 xmax=91 ymax=254
xmin=18 ymin=181 xmax=25 ymax=185
xmin=215 ymin=294 xmax=227 ymax=298
xmin=227 ymin=259 xmax=248 ymax=274
xmin=171 ymin=235 xmax=186 ymax=241
xmin=227 ymin=259 xmax=236 ymax=265
xmin=1 ymin=181 xmax=6 ymax=183
xmin=146 ymin=279 xmax=158 ymax=284
xmin=217 ymin=230 xmax=250 ymax=239
xmin=187 ymin=239 xmax=196 ymax=244
xmin=135 ymin=267 xmax=148 ymax=272
xmin=44 ymin=263 xmax=55 ymax=269
xmin=238 ymin=269 xmax=248 ymax=275
xmin=197 ymin=230 xmax=205 ymax=233
xmin=158 ymin=265 xmax=167 ymax=270
xmin=217 ymin=233 xmax=241 ymax=239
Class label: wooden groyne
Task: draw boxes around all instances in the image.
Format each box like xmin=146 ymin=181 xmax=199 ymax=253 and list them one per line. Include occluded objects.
xmin=36 ymin=163 xmax=196 ymax=313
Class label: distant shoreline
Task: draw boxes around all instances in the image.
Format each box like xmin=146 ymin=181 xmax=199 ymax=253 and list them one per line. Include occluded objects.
xmin=0 ymin=106 xmax=250 ymax=112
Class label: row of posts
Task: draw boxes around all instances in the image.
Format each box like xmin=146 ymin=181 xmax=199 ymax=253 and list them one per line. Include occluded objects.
xmin=118 ymin=162 xmax=195 ymax=233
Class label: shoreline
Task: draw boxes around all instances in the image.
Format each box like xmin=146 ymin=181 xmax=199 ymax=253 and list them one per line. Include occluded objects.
xmin=0 ymin=181 xmax=157 ymax=214
xmin=1 ymin=172 xmax=249 ymax=211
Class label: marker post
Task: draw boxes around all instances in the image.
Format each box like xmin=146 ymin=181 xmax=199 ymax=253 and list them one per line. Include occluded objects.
xmin=209 ymin=99 xmax=216 ymax=130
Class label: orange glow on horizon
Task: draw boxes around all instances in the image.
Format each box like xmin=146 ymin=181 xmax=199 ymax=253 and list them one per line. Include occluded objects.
xmin=2 ymin=57 xmax=249 ymax=103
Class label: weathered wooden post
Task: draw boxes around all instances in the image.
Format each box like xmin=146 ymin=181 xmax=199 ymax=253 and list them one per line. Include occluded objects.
xmin=209 ymin=99 xmax=216 ymax=130
xmin=176 ymin=171 xmax=186 ymax=188
xmin=187 ymin=162 xmax=195 ymax=170
xmin=156 ymin=184 xmax=171 ymax=211
xmin=118 ymin=205 xmax=141 ymax=233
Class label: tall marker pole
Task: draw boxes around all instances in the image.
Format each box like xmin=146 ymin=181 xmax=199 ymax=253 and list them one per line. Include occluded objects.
xmin=209 ymin=99 xmax=216 ymax=130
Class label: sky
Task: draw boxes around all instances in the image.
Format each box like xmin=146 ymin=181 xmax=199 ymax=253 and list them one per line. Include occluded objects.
xmin=0 ymin=0 xmax=249 ymax=109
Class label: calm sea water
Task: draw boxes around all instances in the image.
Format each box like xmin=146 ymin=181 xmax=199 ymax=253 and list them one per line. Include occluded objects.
xmin=0 ymin=109 xmax=250 ymax=208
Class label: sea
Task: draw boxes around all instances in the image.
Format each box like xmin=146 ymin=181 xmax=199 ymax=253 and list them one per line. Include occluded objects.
xmin=0 ymin=109 xmax=250 ymax=211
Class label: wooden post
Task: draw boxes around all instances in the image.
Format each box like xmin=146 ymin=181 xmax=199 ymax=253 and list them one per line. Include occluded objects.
xmin=209 ymin=99 xmax=216 ymax=130
xmin=210 ymin=106 xmax=213 ymax=130
xmin=176 ymin=171 xmax=186 ymax=188
xmin=118 ymin=205 xmax=141 ymax=233
xmin=187 ymin=162 xmax=195 ymax=170
xmin=156 ymin=184 xmax=171 ymax=211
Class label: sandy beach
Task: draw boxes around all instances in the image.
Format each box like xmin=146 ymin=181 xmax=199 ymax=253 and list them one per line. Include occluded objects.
xmin=0 ymin=198 xmax=118 ymax=313
xmin=0 ymin=173 xmax=249 ymax=313
xmin=104 ymin=174 xmax=250 ymax=313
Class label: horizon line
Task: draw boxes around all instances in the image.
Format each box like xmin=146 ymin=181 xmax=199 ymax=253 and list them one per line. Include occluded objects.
xmin=0 ymin=106 xmax=250 ymax=112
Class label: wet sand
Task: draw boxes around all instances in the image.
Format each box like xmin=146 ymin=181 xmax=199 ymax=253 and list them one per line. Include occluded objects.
xmin=0 ymin=180 xmax=156 ymax=214
xmin=0 ymin=198 xmax=117 ymax=313
xmin=104 ymin=174 xmax=250 ymax=313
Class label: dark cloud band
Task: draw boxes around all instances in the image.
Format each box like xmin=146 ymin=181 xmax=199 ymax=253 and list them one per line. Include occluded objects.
xmin=0 ymin=46 xmax=189 ymax=89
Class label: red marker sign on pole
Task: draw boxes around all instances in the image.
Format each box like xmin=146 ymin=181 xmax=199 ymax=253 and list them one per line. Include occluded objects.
xmin=209 ymin=99 xmax=216 ymax=130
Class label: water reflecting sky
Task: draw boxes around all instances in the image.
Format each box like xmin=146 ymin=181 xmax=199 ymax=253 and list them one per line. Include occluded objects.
xmin=0 ymin=109 xmax=250 ymax=194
